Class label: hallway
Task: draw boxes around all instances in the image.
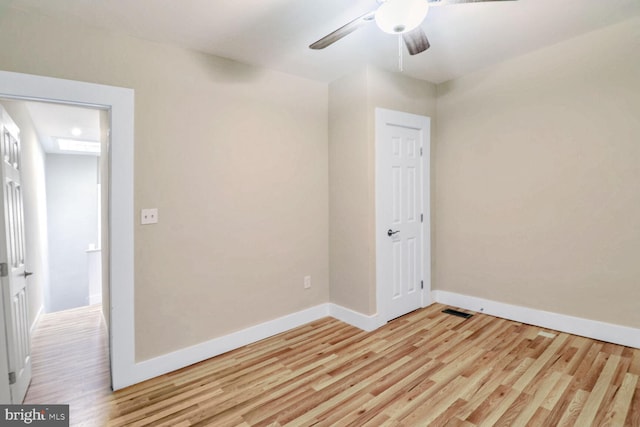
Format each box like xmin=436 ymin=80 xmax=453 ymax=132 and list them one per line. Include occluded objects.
xmin=24 ymin=304 xmax=112 ymax=426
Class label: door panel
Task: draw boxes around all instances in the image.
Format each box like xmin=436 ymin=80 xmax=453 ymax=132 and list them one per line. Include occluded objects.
xmin=376 ymin=108 xmax=430 ymax=322
xmin=0 ymin=106 xmax=31 ymax=404
xmin=388 ymin=127 xmax=421 ymax=318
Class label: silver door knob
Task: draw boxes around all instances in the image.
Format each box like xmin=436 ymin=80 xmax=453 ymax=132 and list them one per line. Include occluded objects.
xmin=387 ymin=229 xmax=400 ymax=237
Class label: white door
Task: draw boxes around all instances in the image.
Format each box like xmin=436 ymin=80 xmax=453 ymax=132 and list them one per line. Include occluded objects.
xmin=0 ymin=106 xmax=31 ymax=403
xmin=376 ymin=108 xmax=430 ymax=322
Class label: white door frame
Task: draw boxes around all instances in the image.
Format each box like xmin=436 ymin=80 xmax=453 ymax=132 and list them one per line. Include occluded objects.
xmin=375 ymin=108 xmax=431 ymax=322
xmin=0 ymin=70 xmax=134 ymax=391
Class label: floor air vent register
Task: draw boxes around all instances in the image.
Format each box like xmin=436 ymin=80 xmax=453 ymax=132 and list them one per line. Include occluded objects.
xmin=442 ymin=308 xmax=473 ymax=319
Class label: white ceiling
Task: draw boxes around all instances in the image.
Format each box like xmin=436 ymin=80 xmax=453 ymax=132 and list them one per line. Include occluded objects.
xmin=5 ymin=0 xmax=640 ymax=84
xmin=25 ymin=101 xmax=101 ymax=156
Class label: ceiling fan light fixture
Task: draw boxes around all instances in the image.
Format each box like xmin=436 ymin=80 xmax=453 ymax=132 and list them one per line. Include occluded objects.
xmin=375 ymin=0 xmax=429 ymax=34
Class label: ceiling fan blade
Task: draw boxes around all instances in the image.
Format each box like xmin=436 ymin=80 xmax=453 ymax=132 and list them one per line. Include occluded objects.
xmin=428 ymin=0 xmax=516 ymax=4
xmin=309 ymin=11 xmax=376 ymax=50
xmin=403 ymin=28 xmax=430 ymax=56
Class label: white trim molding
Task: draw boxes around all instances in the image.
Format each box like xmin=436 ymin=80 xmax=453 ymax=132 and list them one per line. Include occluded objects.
xmin=433 ymin=290 xmax=640 ymax=349
xmin=329 ymin=304 xmax=381 ymax=332
xmin=29 ymin=305 xmax=44 ymax=336
xmin=129 ymin=303 xmax=386 ymax=386
xmin=131 ymin=304 xmax=332 ymax=386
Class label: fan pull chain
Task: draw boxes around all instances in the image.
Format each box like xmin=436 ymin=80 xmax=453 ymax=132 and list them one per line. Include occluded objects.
xmin=398 ymin=34 xmax=404 ymax=72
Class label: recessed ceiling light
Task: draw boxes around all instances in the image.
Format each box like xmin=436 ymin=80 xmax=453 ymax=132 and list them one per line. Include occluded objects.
xmin=57 ymin=138 xmax=100 ymax=154
xmin=71 ymin=127 xmax=82 ymax=137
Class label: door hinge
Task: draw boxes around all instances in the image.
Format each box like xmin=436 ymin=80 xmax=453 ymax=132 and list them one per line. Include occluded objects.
xmin=8 ymin=371 xmax=15 ymax=385
xmin=0 ymin=263 xmax=7 ymax=277
xmin=420 ymin=147 xmax=423 ymax=156
xmin=421 ymin=213 xmax=423 ymax=223
xmin=421 ymin=280 xmax=424 ymax=290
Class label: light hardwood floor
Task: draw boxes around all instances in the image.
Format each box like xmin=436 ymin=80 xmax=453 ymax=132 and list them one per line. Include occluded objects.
xmin=24 ymin=304 xmax=112 ymax=426
xmin=25 ymin=303 xmax=640 ymax=426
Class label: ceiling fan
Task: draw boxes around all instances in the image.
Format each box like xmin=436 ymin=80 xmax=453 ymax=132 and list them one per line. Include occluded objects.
xmin=310 ymin=0 xmax=517 ymax=56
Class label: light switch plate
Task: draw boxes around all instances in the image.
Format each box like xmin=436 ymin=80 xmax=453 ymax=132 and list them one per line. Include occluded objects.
xmin=141 ymin=208 xmax=158 ymax=225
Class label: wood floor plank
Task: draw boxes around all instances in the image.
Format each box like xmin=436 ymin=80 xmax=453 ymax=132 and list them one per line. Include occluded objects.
xmin=399 ymin=376 xmax=469 ymax=425
xmin=629 ymin=349 xmax=640 ymax=375
xmin=279 ymin=358 xmax=403 ymax=426
xmin=541 ymin=373 xmax=573 ymax=411
xmin=510 ymin=370 xmax=561 ymax=425
xmin=475 ymin=388 xmax=521 ymax=426
xmin=493 ymin=388 xmax=532 ymax=427
xmin=601 ymin=373 xmax=638 ymax=427
xmin=574 ymin=354 xmax=621 ymax=426
xmin=557 ymin=388 xmax=589 ymax=427
xmin=624 ymin=378 xmax=640 ymax=427
xmin=401 ymin=365 xmax=492 ymax=426
xmin=24 ymin=305 xmax=112 ymax=426
xmin=23 ymin=303 xmax=640 ymax=426
xmin=512 ymin=334 xmax=568 ymax=392
xmin=339 ymin=358 xmax=444 ymax=426
xmin=455 ymin=357 xmax=517 ymax=421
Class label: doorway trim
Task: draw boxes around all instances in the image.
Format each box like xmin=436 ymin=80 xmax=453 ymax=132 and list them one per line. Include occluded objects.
xmin=0 ymin=70 xmax=134 ymax=390
xmin=375 ymin=108 xmax=431 ymax=323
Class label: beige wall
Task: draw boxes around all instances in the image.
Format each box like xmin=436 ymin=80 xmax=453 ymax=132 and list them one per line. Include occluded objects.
xmin=0 ymin=8 xmax=329 ymax=360
xmin=329 ymin=66 xmax=436 ymax=315
xmin=435 ymin=16 xmax=640 ymax=328
xmin=0 ymin=101 xmax=48 ymax=329
xmin=367 ymin=67 xmax=438 ymax=119
xmin=328 ymin=68 xmax=370 ymax=314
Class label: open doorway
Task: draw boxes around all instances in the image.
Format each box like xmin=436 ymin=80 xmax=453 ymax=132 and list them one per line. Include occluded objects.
xmin=0 ymin=98 xmax=108 ymax=404
xmin=0 ymin=70 xmax=135 ymax=397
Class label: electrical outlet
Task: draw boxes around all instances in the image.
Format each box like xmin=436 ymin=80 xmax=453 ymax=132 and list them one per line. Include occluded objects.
xmin=141 ymin=208 xmax=158 ymax=225
xmin=304 ymin=276 xmax=311 ymax=289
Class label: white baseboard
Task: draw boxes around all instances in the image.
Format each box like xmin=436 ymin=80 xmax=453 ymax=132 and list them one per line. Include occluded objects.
xmin=433 ymin=290 xmax=640 ymax=349
xmin=129 ymin=304 xmax=331 ymax=386
xmin=120 ymin=292 xmax=640 ymax=389
xmin=126 ymin=302 xmax=387 ymax=388
xmin=329 ymin=303 xmax=381 ymax=331
xmin=30 ymin=305 xmax=44 ymax=335
xmin=89 ymin=293 xmax=102 ymax=305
